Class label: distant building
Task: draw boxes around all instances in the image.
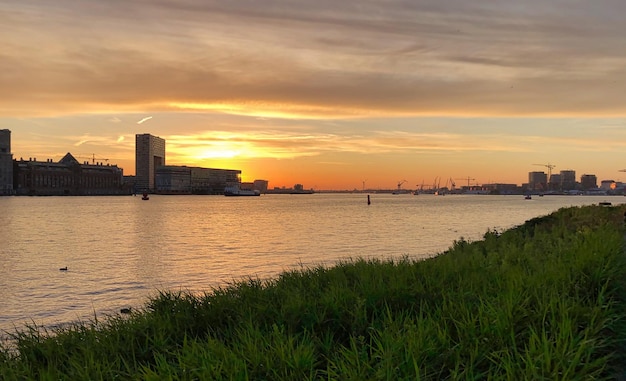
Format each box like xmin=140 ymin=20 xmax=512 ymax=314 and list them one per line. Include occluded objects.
xmin=155 ymin=165 xmax=241 ymax=194
xmin=0 ymin=129 xmax=13 ymax=195
xmin=481 ymin=183 xmax=519 ymax=194
xmin=13 ymin=153 xmax=126 ymax=196
xmin=549 ymin=174 xmax=562 ymax=191
xmin=560 ymin=170 xmax=576 ymax=191
xmin=600 ymin=180 xmax=616 ymax=191
xmin=135 ymin=133 xmax=165 ymax=192
xmin=580 ymin=174 xmax=597 ymax=190
xmin=528 ymin=171 xmax=547 ymax=191
xmin=253 ymin=179 xmax=269 ymax=193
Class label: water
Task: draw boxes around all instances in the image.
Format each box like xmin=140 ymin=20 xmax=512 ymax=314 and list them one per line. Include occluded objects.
xmin=0 ymin=193 xmax=619 ymax=333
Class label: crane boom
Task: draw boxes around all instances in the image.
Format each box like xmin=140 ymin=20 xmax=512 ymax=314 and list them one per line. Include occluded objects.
xmin=456 ymin=176 xmax=475 ymax=187
xmin=533 ymin=163 xmax=556 ymax=178
xmin=77 ymin=154 xmax=109 ymax=164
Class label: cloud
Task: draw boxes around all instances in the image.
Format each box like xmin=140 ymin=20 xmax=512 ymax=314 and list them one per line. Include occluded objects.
xmin=1 ymin=1 xmax=626 ymax=118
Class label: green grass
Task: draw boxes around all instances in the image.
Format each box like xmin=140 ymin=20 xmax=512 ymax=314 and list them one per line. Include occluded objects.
xmin=2 ymin=204 xmax=626 ymax=380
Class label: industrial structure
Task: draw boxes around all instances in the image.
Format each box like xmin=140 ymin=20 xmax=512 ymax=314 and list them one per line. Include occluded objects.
xmin=135 ymin=133 xmax=165 ymax=192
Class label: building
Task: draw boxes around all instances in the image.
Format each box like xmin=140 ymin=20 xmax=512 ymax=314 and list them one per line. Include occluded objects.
xmin=155 ymin=165 xmax=241 ymax=194
xmin=548 ymin=174 xmax=562 ymax=191
xmin=580 ymin=174 xmax=597 ymax=190
xmin=528 ymin=171 xmax=548 ymax=192
xmin=600 ymin=180 xmax=616 ymax=191
xmin=481 ymin=183 xmax=519 ymax=195
xmin=135 ymin=133 xmax=165 ymax=192
xmin=156 ymin=166 xmax=192 ymax=194
xmin=560 ymin=170 xmax=576 ymax=191
xmin=253 ymin=179 xmax=269 ymax=193
xmin=13 ymin=153 xmax=126 ymax=196
xmin=0 ymin=129 xmax=13 ymax=195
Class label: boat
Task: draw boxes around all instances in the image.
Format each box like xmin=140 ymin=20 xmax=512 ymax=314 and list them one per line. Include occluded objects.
xmin=525 ymin=195 xmax=532 ymax=200
xmin=224 ymin=184 xmax=261 ymax=196
xmin=141 ymin=192 xmax=149 ymax=200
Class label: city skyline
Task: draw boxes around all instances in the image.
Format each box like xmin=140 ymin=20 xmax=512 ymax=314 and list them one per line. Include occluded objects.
xmin=2 ymin=1 xmax=626 ymax=190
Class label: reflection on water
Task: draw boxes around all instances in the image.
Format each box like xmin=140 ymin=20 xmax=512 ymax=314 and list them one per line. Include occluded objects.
xmin=0 ymin=193 xmax=619 ymax=332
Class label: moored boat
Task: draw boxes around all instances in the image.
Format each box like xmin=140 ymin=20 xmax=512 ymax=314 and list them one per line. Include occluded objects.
xmin=224 ymin=184 xmax=261 ymax=196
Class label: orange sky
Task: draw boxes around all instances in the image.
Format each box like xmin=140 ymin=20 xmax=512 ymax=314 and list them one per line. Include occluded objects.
xmin=2 ymin=1 xmax=626 ymax=190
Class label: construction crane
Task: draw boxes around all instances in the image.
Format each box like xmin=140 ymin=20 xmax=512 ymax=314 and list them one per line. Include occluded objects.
xmin=456 ymin=176 xmax=475 ymax=188
xmin=533 ymin=163 xmax=556 ymax=178
xmin=396 ymin=180 xmax=407 ymax=190
xmin=77 ymin=154 xmax=109 ymax=164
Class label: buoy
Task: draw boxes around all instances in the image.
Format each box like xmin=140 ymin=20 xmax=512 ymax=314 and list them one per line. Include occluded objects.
xmin=367 ymin=195 xmax=371 ymax=205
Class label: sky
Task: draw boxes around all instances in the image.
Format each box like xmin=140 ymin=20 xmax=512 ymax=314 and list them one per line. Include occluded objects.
xmin=2 ymin=0 xmax=626 ymax=190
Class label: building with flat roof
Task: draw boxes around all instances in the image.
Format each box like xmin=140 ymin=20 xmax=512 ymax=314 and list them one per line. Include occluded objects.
xmin=528 ymin=171 xmax=547 ymax=191
xmin=580 ymin=174 xmax=597 ymax=190
xmin=135 ymin=133 xmax=165 ymax=192
xmin=156 ymin=165 xmax=241 ymax=194
xmin=560 ymin=170 xmax=576 ymax=191
xmin=0 ymin=129 xmax=13 ymax=195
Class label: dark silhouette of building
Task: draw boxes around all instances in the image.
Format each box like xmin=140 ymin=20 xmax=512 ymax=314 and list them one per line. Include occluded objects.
xmin=155 ymin=165 xmax=241 ymax=194
xmin=528 ymin=171 xmax=547 ymax=192
xmin=135 ymin=133 xmax=165 ymax=192
xmin=13 ymin=153 xmax=126 ymax=196
xmin=560 ymin=170 xmax=576 ymax=191
xmin=580 ymin=174 xmax=597 ymax=190
xmin=0 ymin=129 xmax=13 ymax=195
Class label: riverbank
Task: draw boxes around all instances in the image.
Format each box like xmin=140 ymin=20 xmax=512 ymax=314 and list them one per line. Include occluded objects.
xmin=2 ymin=204 xmax=626 ymax=379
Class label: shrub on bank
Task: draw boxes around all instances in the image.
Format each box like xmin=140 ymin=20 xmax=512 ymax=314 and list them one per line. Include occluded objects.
xmin=2 ymin=205 xmax=626 ymax=380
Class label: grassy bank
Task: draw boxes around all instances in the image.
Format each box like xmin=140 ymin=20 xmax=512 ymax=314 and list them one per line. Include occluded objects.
xmin=2 ymin=204 xmax=626 ymax=380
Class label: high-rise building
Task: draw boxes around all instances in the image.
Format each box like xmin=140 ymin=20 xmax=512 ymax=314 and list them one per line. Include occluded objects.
xmin=135 ymin=133 xmax=165 ymax=192
xmin=580 ymin=174 xmax=597 ymax=190
xmin=528 ymin=171 xmax=547 ymax=191
xmin=560 ymin=170 xmax=576 ymax=191
xmin=0 ymin=129 xmax=13 ymax=195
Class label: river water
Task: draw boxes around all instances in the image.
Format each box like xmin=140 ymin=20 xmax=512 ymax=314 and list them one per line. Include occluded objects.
xmin=0 ymin=193 xmax=620 ymax=333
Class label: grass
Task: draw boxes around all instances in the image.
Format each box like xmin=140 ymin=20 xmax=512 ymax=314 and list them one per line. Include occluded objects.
xmin=2 ymin=204 xmax=626 ymax=380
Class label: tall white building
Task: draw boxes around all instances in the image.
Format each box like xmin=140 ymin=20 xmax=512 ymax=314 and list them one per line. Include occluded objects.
xmin=135 ymin=133 xmax=165 ymax=192
xmin=0 ymin=129 xmax=13 ymax=195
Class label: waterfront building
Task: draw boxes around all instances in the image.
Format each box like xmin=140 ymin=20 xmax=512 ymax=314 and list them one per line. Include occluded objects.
xmin=600 ymin=180 xmax=616 ymax=191
xmin=13 ymin=153 xmax=126 ymax=196
xmin=253 ymin=179 xmax=269 ymax=193
xmin=135 ymin=133 xmax=165 ymax=192
xmin=481 ymin=183 xmax=519 ymax=195
xmin=548 ymin=174 xmax=562 ymax=191
xmin=580 ymin=174 xmax=597 ymax=190
xmin=190 ymin=166 xmax=241 ymax=194
xmin=528 ymin=171 xmax=548 ymax=192
xmin=155 ymin=166 xmax=192 ymax=194
xmin=155 ymin=165 xmax=241 ymax=194
xmin=560 ymin=170 xmax=576 ymax=191
xmin=0 ymin=129 xmax=13 ymax=195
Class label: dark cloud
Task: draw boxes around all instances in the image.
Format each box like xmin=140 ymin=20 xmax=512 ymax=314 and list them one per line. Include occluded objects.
xmin=2 ymin=0 xmax=626 ymax=117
